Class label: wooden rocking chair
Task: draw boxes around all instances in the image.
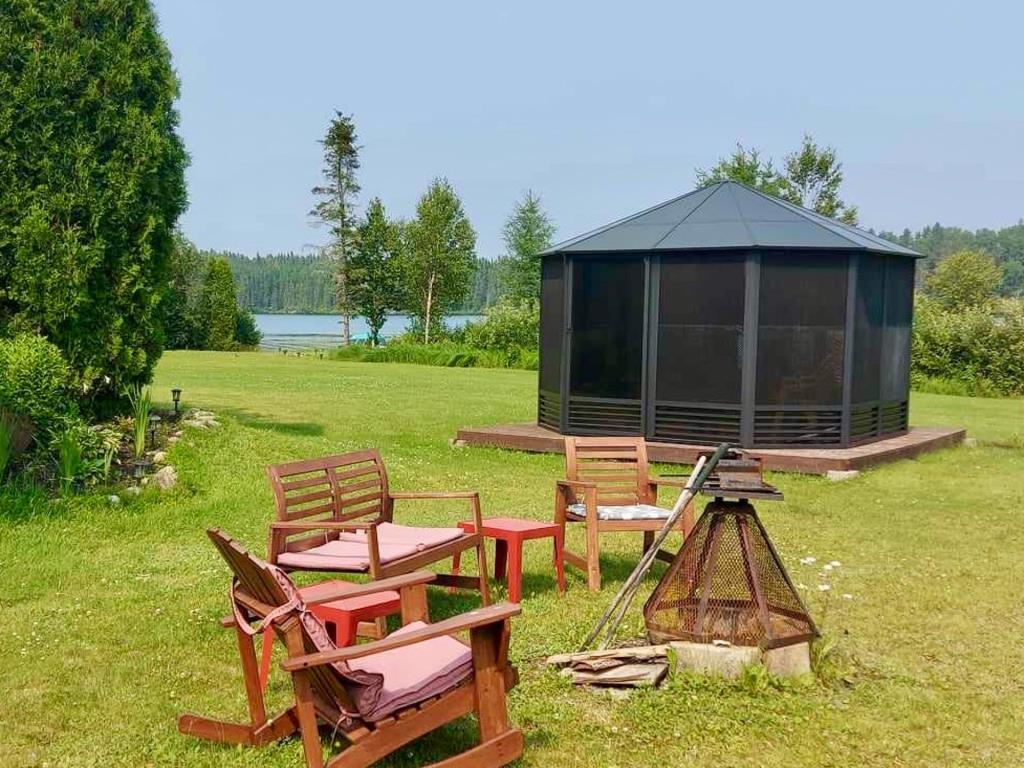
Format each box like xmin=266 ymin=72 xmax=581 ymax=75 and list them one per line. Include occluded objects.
xmin=554 ymin=436 xmax=696 ymax=592
xmin=179 ymin=529 xmax=523 ymax=768
xmin=266 ymin=450 xmax=490 ymax=604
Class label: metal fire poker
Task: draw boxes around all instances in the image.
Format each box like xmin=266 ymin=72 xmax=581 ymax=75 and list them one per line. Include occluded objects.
xmin=579 ymin=442 xmax=734 ymax=652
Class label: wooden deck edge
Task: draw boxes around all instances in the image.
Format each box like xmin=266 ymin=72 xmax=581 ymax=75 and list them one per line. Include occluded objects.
xmin=455 ymin=425 xmax=967 ymax=476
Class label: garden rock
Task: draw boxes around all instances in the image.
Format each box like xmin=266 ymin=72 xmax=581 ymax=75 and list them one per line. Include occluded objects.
xmin=123 ymin=486 xmax=141 ymax=497
xmin=669 ymin=640 xmax=761 ymax=679
xmin=182 ymin=419 xmax=207 ymax=429
xmin=763 ymin=642 xmax=811 ymax=677
xmin=108 ymin=495 xmax=120 ymax=505
xmin=826 ymin=470 xmax=859 ymax=482
xmin=152 ymin=465 xmax=177 ymax=491
xmin=153 ymin=451 xmax=167 ymax=464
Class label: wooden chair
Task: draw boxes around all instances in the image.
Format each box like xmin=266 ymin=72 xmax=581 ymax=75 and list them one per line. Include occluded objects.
xmin=554 ymin=436 xmax=695 ymax=592
xmin=179 ymin=529 xmax=523 ymax=768
xmin=266 ymin=450 xmax=490 ymax=605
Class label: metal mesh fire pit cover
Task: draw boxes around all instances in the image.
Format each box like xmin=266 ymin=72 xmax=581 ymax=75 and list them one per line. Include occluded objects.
xmin=644 ymin=500 xmax=818 ymax=650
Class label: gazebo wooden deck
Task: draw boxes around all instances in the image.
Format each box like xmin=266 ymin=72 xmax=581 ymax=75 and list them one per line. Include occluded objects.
xmin=454 ymin=423 xmax=964 ymax=476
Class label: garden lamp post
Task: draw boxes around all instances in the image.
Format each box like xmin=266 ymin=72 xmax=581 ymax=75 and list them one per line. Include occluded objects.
xmin=171 ymin=388 xmax=182 ymax=418
xmin=131 ymin=458 xmax=148 ymax=486
xmin=148 ymin=414 xmax=161 ymax=451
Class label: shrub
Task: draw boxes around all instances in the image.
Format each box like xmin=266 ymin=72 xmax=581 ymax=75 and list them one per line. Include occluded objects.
xmin=0 ymin=333 xmax=75 ymax=438
xmin=235 ymin=309 xmax=263 ymax=349
xmin=461 ymin=299 xmax=539 ymax=353
xmin=911 ymin=295 xmax=1024 ymax=396
xmin=330 ymin=341 xmax=537 ymax=370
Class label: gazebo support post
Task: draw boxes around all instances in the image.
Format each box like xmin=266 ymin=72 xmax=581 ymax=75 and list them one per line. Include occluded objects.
xmin=739 ymin=251 xmax=761 ymax=447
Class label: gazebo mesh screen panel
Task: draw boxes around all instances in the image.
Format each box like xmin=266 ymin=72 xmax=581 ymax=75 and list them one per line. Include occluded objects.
xmin=754 ymin=253 xmax=848 ymax=446
xmin=644 ymin=500 xmax=817 ymax=649
xmin=538 ymin=257 xmax=565 ymax=430
xmin=849 ymin=255 xmax=913 ymax=440
xmin=567 ymin=258 xmax=644 ymax=434
xmin=879 ymin=258 xmax=913 ymax=433
xmin=654 ymin=254 xmax=745 ymax=444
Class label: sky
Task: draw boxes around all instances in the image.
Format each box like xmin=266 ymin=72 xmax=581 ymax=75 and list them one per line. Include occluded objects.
xmin=154 ymin=1 xmax=1024 ymax=259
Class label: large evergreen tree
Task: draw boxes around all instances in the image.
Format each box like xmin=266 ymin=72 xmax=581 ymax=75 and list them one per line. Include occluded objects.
xmin=0 ymin=0 xmax=188 ymax=402
xmin=311 ymin=112 xmax=360 ymax=345
xmin=402 ymin=179 xmax=477 ymax=343
xmin=351 ymin=199 xmax=403 ymax=346
xmin=500 ymin=191 xmax=555 ymax=302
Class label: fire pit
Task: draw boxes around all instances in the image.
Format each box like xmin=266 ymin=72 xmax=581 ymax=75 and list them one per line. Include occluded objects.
xmin=644 ymin=454 xmax=817 ymax=651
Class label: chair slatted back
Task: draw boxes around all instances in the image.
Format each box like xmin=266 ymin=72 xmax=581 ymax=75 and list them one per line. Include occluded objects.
xmin=267 ymin=450 xmax=391 ymax=553
xmin=565 ymin=436 xmax=649 ymax=506
xmin=206 ymin=528 xmax=360 ymax=728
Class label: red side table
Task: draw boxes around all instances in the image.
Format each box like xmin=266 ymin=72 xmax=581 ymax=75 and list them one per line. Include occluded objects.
xmin=258 ymin=579 xmax=401 ymax=689
xmin=452 ymin=518 xmax=566 ymax=604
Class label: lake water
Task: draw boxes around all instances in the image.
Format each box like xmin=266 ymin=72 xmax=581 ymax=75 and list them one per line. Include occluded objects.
xmin=255 ymin=313 xmax=482 ymax=350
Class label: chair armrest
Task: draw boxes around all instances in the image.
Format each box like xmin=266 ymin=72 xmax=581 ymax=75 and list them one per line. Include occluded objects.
xmin=281 ymin=602 xmax=521 ymax=670
xmin=389 ymin=491 xmax=479 ymax=500
xmin=269 ymin=520 xmax=379 ymax=532
xmin=302 ymin=571 xmax=437 ymax=606
xmin=389 ymin=490 xmax=484 ymax=529
xmin=556 ymin=479 xmax=597 ymax=489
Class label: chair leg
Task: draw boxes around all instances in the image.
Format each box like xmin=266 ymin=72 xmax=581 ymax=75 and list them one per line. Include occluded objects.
xmin=642 ymin=530 xmax=655 ymax=554
xmin=284 ymin=625 xmax=325 ymax=768
xmin=470 ymin=622 xmax=511 ymax=741
xmin=585 ymin=522 xmax=601 ymax=592
xmin=236 ymin=624 xmax=268 ymax=724
xmin=553 ymin=528 xmax=566 ymax=594
xmin=476 ymin=536 xmax=491 ymax=606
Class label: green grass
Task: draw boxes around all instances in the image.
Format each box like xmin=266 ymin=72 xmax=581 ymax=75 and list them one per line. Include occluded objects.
xmin=1 ymin=350 xmax=1023 ymax=767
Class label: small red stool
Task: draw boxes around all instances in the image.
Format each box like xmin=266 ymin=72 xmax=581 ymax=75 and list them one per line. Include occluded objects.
xmin=258 ymin=579 xmax=401 ymax=689
xmin=452 ymin=518 xmax=565 ymax=604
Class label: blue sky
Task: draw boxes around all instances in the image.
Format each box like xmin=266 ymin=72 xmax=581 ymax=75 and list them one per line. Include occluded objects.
xmin=154 ymin=1 xmax=1024 ymax=259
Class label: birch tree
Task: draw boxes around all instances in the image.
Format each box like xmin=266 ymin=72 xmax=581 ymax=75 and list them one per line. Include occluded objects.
xmin=403 ymin=179 xmax=477 ymax=343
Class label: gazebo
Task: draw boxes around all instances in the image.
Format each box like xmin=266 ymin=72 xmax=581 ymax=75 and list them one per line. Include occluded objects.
xmin=537 ymin=181 xmax=922 ymax=448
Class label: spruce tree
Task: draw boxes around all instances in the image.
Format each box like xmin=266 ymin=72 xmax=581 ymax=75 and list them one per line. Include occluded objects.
xmin=311 ymin=113 xmax=360 ymax=345
xmin=501 ymin=191 xmax=555 ymax=302
xmin=199 ymin=258 xmax=239 ymax=351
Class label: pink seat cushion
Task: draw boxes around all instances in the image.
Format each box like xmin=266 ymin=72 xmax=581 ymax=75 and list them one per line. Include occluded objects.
xmin=340 ymin=522 xmax=465 ymax=549
xmin=277 ymin=523 xmax=464 ymax=572
xmin=346 ymin=621 xmax=473 ymax=721
xmin=261 ymin=565 xmax=472 ymax=723
xmin=277 ymin=538 xmax=420 ymax=571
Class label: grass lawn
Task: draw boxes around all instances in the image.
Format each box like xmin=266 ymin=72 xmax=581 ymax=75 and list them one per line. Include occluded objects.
xmin=2 ymin=350 xmax=1023 ymax=767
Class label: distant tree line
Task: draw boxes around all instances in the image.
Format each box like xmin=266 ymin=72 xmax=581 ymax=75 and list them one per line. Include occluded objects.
xmin=206 ymin=249 xmax=505 ymax=315
xmin=877 ymin=222 xmax=1024 ymax=296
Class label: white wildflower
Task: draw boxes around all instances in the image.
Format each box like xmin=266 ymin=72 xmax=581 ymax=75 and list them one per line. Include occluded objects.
xmin=822 ymin=564 xmax=834 ymax=572
xmin=842 ymin=593 xmax=853 ymax=600
xmin=799 ymin=556 xmax=817 ymax=565
xmin=818 ymin=584 xmax=831 ymax=592
xmin=829 ymin=560 xmax=842 ymax=567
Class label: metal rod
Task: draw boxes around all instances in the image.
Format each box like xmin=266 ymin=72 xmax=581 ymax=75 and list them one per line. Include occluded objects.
xmin=579 ymin=442 xmax=733 ymax=652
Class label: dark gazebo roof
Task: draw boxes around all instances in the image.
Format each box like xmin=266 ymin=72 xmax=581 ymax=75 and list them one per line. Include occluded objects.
xmin=541 ymin=181 xmax=921 ymax=257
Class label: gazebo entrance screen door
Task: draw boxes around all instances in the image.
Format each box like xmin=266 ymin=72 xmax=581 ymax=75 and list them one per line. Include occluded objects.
xmin=566 ymin=257 xmax=646 ymax=435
